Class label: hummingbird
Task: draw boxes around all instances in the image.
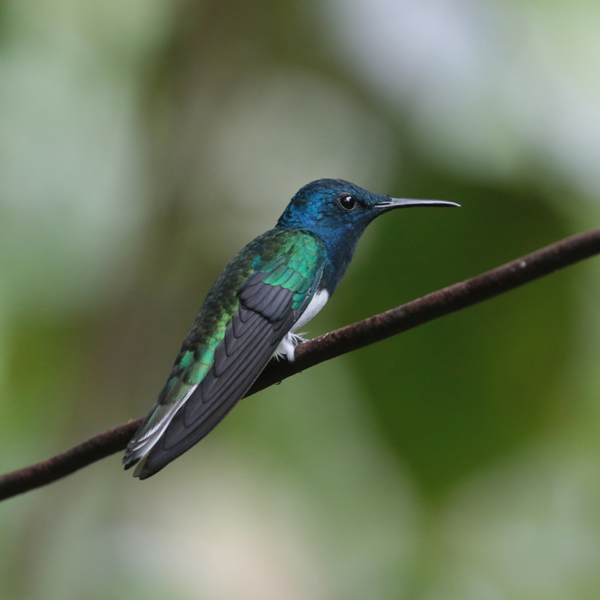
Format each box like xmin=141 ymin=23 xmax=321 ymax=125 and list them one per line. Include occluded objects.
xmin=123 ymin=179 xmax=458 ymax=478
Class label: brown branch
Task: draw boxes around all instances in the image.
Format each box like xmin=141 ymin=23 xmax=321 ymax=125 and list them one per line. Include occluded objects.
xmin=1 ymin=229 xmax=599 ymax=502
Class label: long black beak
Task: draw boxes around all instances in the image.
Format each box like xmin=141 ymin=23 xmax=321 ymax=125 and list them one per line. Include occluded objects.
xmin=377 ymin=197 xmax=460 ymax=211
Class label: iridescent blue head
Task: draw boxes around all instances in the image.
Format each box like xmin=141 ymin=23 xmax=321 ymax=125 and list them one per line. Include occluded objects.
xmin=276 ymin=178 xmax=458 ymax=292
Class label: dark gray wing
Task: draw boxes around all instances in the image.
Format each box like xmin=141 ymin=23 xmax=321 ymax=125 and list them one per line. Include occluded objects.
xmin=138 ymin=273 xmax=303 ymax=478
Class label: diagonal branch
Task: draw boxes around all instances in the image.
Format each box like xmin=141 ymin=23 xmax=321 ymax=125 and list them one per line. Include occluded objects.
xmin=1 ymin=229 xmax=599 ymax=502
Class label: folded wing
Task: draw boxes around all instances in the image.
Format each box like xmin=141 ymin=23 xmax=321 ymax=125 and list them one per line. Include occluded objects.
xmin=123 ymin=229 xmax=326 ymax=479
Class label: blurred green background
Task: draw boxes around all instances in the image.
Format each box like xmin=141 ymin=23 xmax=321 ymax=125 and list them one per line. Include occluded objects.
xmin=1 ymin=0 xmax=600 ymax=598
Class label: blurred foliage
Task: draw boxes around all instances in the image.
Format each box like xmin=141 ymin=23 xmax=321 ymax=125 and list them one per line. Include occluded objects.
xmin=1 ymin=0 xmax=600 ymax=599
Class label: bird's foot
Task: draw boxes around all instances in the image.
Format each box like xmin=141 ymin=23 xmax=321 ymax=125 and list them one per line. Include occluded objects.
xmin=274 ymin=332 xmax=308 ymax=362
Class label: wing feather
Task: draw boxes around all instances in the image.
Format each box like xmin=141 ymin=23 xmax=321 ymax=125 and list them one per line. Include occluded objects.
xmin=140 ymin=305 xmax=296 ymax=477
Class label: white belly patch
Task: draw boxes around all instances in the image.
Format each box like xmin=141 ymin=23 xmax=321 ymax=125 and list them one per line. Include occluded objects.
xmin=275 ymin=290 xmax=329 ymax=362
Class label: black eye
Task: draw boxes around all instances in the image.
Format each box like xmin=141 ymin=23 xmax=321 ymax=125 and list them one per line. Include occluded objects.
xmin=339 ymin=194 xmax=356 ymax=210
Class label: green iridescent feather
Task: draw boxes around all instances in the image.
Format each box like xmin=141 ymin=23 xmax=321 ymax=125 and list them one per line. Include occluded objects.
xmin=123 ymin=228 xmax=326 ymax=467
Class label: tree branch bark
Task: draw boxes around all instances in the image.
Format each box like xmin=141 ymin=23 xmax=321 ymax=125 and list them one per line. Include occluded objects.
xmin=1 ymin=229 xmax=599 ymax=502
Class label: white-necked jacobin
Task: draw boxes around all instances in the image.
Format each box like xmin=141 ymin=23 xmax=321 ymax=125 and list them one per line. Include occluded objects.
xmin=123 ymin=179 xmax=459 ymax=478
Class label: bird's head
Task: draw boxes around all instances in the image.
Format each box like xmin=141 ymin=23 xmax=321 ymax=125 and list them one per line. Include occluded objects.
xmin=276 ymin=179 xmax=458 ymax=237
